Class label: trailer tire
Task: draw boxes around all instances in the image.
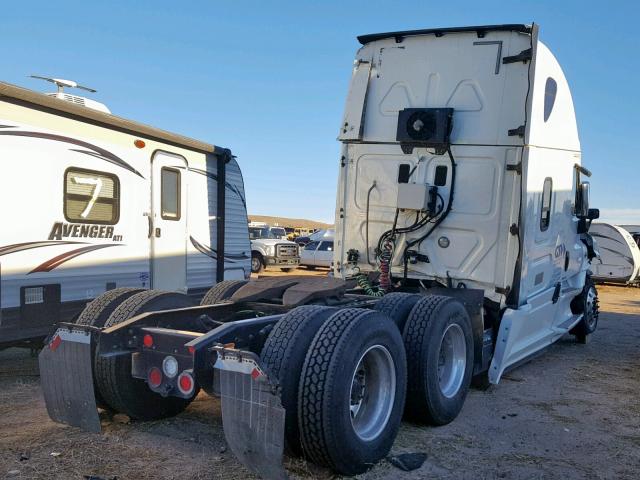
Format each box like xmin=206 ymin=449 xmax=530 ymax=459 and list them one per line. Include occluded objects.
xmin=95 ymin=290 xmax=197 ymax=421
xmin=251 ymin=253 xmax=264 ymax=273
xmin=76 ymin=287 xmax=145 ymax=409
xmin=403 ymin=295 xmax=473 ymax=425
xmin=280 ymin=268 xmax=293 ymax=272
xmin=374 ymin=292 xmax=421 ymax=330
xmin=260 ymin=305 xmax=337 ymax=455
xmin=200 ymin=280 xmax=248 ymax=305
xmin=570 ymin=276 xmax=599 ymax=344
xmin=298 ymin=308 xmax=406 ymax=475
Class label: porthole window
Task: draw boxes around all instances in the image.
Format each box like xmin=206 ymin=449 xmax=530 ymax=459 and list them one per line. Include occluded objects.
xmin=544 ymin=77 xmax=557 ymax=122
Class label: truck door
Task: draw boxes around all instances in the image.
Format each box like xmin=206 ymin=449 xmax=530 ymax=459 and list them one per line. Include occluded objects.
xmin=150 ymin=151 xmax=187 ymax=291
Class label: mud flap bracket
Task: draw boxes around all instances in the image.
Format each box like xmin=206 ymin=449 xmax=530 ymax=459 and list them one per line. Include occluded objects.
xmin=212 ymin=345 xmax=287 ymax=480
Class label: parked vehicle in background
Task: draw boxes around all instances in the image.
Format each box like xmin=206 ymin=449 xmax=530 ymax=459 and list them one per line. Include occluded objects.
xmin=287 ymin=226 xmax=315 ymax=240
xmin=300 ymin=235 xmax=334 ymax=269
xmin=293 ymin=235 xmax=311 ymax=247
xmin=621 ymin=225 xmax=640 ymax=248
xmin=269 ymin=226 xmax=288 ymax=240
xmin=248 ymin=225 xmax=299 ymax=273
xmin=590 ymin=223 xmax=640 ymax=285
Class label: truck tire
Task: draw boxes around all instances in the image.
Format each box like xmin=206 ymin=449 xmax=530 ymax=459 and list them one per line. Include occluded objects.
xmin=251 ymin=253 xmax=264 ymax=273
xmin=76 ymin=287 xmax=145 ymax=409
xmin=403 ymin=295 xmax=474 ymax=425
xmin=298 ymin=308 xmax=406 ymax=475
xmin=281 ymin=268 xmax=293 ymax=272
xmin=76 ymin=287 xmax=145 ymax=327
xmin=374 ymin=292 xmax=421 ymax=330
xmin=260 ymin=305 xmax=337 ymax=455
xmin=200 ymin=280 xmax=248 ymax=305
xmin=95 ymin=290 xmax=197 ymax=421
xmin=570 ymin=276 xmax=599 ymax=344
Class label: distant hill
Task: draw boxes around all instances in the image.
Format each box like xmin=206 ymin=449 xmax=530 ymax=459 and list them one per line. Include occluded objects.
xmin=248 ymin=215 xmax=333 ymax=230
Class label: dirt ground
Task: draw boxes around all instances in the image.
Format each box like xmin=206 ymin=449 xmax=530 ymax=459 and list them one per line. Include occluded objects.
xmin=1 ymin=280 xmax=639 ymax=479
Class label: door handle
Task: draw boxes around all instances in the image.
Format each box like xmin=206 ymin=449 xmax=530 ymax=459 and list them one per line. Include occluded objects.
xmin=146 ymin=214 xmax=153 ymax=238
xmin=155 ymin=227 xmax=161 ymax=238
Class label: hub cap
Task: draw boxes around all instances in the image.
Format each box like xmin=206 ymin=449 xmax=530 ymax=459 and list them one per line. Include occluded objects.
xmin=251 ymin=257 xmax=261 ymax=272
xmin=584 ymin=286 xmax=598 ymax=329
xmin=437 ymin=323 xmax=467 ymax=398
xmin=349 ymin=345 xmax=396 ymax=441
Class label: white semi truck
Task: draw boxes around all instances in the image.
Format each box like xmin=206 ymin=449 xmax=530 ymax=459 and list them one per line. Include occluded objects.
xmin=36 ymin=24 xmax=599 ymax=478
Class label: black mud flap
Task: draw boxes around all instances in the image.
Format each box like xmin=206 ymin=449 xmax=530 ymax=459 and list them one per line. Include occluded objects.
xmin=213 ymin=346 xmax=287 ymax=480
xmin=38 ymin=327 xmax=101 ymax=433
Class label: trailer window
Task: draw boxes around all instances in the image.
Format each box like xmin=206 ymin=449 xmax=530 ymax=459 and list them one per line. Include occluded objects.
xmin=161 ymin=168 xmax=181 ymax=220
xmin=540 ymin=177 xmax=553 ymax=231
xmin=64 ymin=168 xmax=119 ymax=224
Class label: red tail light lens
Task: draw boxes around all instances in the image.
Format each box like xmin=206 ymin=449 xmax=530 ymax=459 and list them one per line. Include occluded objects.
xmin=148 ymin=367 xmax=162 ymax=388
xmin=177 ymin=372 xmax=194 ymax=395
xmin=143 ymin=334 xmax=154 ymax=348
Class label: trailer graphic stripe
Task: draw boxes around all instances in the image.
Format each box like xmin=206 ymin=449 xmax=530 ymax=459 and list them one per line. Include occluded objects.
xmin=190 ymin=236 xmax=249 ymax=262
xmin=0 ymin=240 xmax=87 ymax=257
xmin=28 ymin=244 xmax=122 ymax=274
xmin=188 ymin=167 xmax=247 ymax=209
xmin=0 ymin=130 xmax=145 ymax=179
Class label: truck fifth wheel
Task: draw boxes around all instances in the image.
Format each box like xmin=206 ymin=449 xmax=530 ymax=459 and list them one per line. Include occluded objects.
xmin=33 ymin=24 xmax=600 ymax=477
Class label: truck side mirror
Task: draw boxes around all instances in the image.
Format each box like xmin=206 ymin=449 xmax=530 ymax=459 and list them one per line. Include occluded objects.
xmin=576 ymin=181 xmax=590 ymax=218
xmin=587 ymin=208 xmax=600 ymax=220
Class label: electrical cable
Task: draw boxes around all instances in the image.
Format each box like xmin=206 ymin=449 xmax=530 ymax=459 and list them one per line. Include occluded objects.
xmin=403 ymin=145 xmax=457 ymax=280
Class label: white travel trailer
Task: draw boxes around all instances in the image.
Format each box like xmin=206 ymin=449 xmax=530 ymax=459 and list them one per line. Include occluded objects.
xmin=0 ymin=81 xmax=250 ymax=347
xmin=590 ymin=223 xmax=640 ymax=285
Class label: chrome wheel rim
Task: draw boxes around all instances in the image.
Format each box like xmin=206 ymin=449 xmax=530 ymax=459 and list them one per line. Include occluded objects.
xmin=251 ymin=257 xmax=261 ymax=272
xmin=437 ymin=323 xmax=467 ymax=398
xmin=349 ymin=345 xmax=396 ymax=441
xmin=585 ymin=286 xmax=597 ymax=329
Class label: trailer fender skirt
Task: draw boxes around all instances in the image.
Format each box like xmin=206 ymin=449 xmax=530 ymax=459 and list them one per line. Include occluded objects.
xmin=213 ymin=346 xmax=287 ymax=480
xmin=38 ymin=327 xmax=101 ymax=433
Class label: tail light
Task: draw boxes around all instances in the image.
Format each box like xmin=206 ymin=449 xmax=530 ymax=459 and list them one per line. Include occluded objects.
xmin=148 ymin=367 xmax=162 ymax=388
xmin=143 ymin=334 xmax=154 ymax=348
xmin=177 ymin=372 xmax=195 ymax=396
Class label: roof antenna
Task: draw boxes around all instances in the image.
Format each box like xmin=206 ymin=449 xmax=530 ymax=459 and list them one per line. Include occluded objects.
xmin=29 ymin=75 xmax=97 ymax=95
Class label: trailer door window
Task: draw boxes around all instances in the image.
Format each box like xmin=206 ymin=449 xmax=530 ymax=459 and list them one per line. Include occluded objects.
xmin=64 ymin=168 xmax=119 ymax=224
xmin=540 ymin=177 xmax=553 ymax=231
xmin=161 ymin=168 xmax=181 ymax=220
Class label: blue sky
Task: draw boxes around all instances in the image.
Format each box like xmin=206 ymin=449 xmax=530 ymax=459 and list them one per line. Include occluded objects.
xmin=3 ymin=1 xmax=638 ymax=224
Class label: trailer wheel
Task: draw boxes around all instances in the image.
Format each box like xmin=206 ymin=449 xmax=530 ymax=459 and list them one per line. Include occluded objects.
xmin=298 ymin=308 xmax=406 ymax=475
xmin=76 ymin=287 xmax=145 ymax=409
xmin=95 ymin=290 xmax=197 ymax=421
xmin=374 ymin=292 xmax=421 ymax=330
xmin=260 ymin=305 xmax=337 ymax=455
xmin=571 ymin=276 xmax=599 ymax=344
xmin=251 ymin=253 xmax=264 ymax=273
xmin=200 ymin=280 xmax=248 ymax=305
xmin=403 ymin=295 xmax=474 ymax=425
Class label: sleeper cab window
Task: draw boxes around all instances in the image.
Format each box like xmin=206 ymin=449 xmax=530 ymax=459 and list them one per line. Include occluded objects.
xmin=64 ymin=168 xmax=119 ymax=224
xmin=161 ymin=167 xmax=181 ymax=220
xmin=544 ymin=77 xmax=557 ymax=122
xmin=540 ymin=177 xmax=553 ymax=231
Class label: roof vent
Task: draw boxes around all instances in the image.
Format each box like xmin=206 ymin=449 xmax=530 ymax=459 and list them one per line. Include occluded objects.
xmin=30 ymin=75 xmax=111 ymax=114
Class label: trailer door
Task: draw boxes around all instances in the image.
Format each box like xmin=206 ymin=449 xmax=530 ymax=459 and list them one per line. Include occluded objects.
xmin=151 ymin=151 xmax=187 ymax=291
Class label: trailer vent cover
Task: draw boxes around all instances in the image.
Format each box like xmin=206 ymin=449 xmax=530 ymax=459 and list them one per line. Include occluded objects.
xmin=396 ymin=108 xmax=453 ymax=154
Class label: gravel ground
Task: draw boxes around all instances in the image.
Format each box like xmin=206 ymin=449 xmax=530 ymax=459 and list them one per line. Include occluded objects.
xmin=0 ymin=284 xmax=638 ymax=479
